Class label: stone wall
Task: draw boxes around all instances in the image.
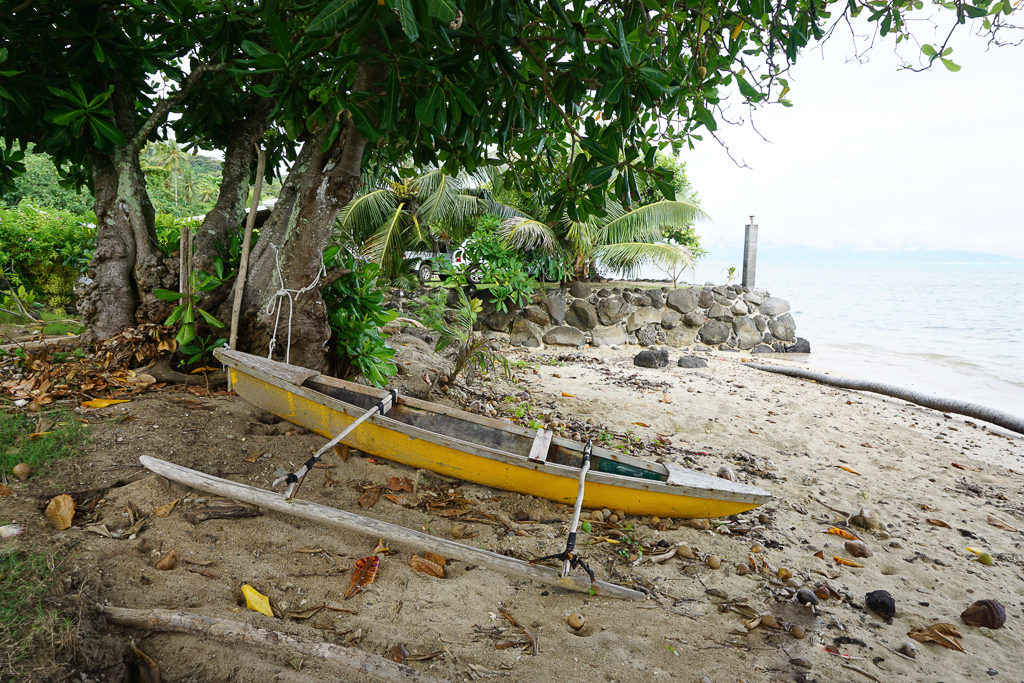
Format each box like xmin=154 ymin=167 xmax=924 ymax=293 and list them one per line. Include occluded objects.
xmin=476 ymin=282 xmax=808 ymax=353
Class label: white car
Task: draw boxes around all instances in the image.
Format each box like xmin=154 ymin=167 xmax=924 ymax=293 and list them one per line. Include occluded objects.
xmin=404 ymin=241 xmax=484 ymax=283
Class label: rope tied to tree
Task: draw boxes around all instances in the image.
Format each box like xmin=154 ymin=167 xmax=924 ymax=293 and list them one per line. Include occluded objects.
xmin=264 ymin=242 xmax=326 ymax=365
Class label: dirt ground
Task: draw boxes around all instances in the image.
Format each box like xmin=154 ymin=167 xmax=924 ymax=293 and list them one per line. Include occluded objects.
xmin=3 ymin=334 xmax=1023 ymax=682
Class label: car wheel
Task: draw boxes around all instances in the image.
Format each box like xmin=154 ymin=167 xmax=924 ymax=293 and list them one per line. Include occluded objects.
xmin=466 ymin=266 xmax=484 ymax=285
xmin=417 ymin=262 xmax=433 ymax=282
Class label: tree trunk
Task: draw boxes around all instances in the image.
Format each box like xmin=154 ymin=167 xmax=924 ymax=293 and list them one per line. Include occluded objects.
xmin=77 ymin=151 xmax=173 ymax=341
xmin=192 ymin=110 xmax=269 ymax=276
xmin=238 ymin=121 xmax=367 ymax=370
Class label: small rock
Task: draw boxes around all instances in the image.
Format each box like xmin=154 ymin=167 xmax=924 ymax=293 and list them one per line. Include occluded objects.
xmin=677 ymin=356 xmax=708 ymax=369
xmin=716 ymin=466 xmax=736 ymax=482
xmin=865 ymin=589 xmax=896 ymax=624
xmin=705 ymin=555 xmax=721 ymax=570
xmin=634 ymin=348 xmax=669 ymax=368
xmin=790 ymin=624 xmax=806 ymax=639
xmin=896 ymin=641 xmax=917 ymax=658
xmin=760 ymin=613 xmax=780 ymax=629
xmin=845 ymin=540 xmax=873 ymax=558
xmin=735 ymin=563 xmax=749 ymax=576
xmin=591 ymin=510 xmax=605 ymax=523
xmin=155 ymin=550 xmax=177 ymax=571
xmin=796 ymin=588 xmax=818 ymax=606
xmin=12 ymin=463 xmax=30 ymax=482
xmin=850 ymin=507 xmax=879 ymax=530
xmin=567 ymin=612 xmax=585 ymax=630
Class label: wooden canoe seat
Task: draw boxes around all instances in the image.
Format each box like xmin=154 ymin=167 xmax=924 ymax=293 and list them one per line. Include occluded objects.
xmin=527 ymin=428 xmax=553 ymax=463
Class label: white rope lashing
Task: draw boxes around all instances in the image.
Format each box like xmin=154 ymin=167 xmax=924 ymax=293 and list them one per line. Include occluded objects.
xmin=264 ymin=242 xmax=326 ymax=364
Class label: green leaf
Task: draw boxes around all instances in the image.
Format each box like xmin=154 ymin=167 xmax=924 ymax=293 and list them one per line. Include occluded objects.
xmin=307 ymin=0 xmax=367 ymax=34
xmin=425 ymin=0 xmax=457 ymax=23
xmin=448 ymin=81 xmax=479 ymax=117
xmin=163 ymin=306 xmax=184 ymax=326
xmin=921 ymin=44 xmax=937 ymax=58
xmin=175 ymin=323 xmax=196 ymax=347
xmin=153 ymin=288 xmax=185 ymax=302
xmin=415 ymin=82 xmax=443 ymax=126
xmin=197 ymin=308 xmax=225 ymax=327
xmin=88 ymin=117 xmax=126 ymax=146
xmin=387 ymin=0 xmax=419 ymax=41
xmin=941 ymin=57 xmax=961 ymax=72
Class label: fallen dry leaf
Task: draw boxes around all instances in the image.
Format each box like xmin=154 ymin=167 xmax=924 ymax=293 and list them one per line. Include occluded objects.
xmin=951 ymin=462 xmax=982 ymax=472
xmin=44 ymin=494 xmax=75 ymax=530
xmin=80 ymin=398 xmax=131 ymax=409
xmin=633 ymin=422 xmax=650 ymax=427
xmin=839 ymin=465 xmax=861 ymax=475
xmin=833 ymin=556 xmax=864 ymax=568
xmin=153 ymin=498 xmax=181 ymax=518
xmin=987 ymin=514 xmax=1018 ymax=532
xmin=824 ymin=527 xmax=860 ymax=540
xmin=561 ymin=391 xmax=575 ymax=398
xmin=242 ymin=584 xmax=275 ymax=617
xmin=908 ymin=623 xmax=965 ymax=652
xmin=409 ymin=555 xmax=445 ymax=578
xmin=345 ymin=555 xmax=381 ymax=599
xmin=357 ymin=489 xmax=380 ymax=509
xmin=388 ymin=477 xmax=413 ymax=492
xmin=0 ymin=484 xmax=11 ymax=497
xmin=926 ymin=518 xmax=951 ymax=528
xmin=155 ymin=550 xmax=177 ymax=570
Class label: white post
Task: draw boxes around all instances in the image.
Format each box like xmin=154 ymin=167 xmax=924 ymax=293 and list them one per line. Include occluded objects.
xmin=742 ymin=215 xmax=758 ymax=289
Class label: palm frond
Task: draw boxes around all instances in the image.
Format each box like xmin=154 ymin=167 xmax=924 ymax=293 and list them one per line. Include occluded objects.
xmin=599 ymin=200 xmax=707 ymax=247
xmin=500 ymin=216 xmax=559 ymax=253
xmin=595 ymin=241 xmax=695 ymax=280
xmin=336 ymin=188 xmax=398 ymax=244
xmin=361 ymin=202 xmax=409 ymax=275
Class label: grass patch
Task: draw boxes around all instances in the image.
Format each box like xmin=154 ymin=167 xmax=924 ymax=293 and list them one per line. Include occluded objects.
xmin=0 ymin=548 xmax=73 ymax=679
xmin=0 ymin=407 xmax=89 ymax=475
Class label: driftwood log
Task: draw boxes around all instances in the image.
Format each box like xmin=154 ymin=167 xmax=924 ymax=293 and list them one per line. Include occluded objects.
xmin=746 ymin=363 xmax=1024 ymax=435
xmin=0 ymin=334 xmax=81 ymax=353
xmin=139 ymin=455 xmax=645 ymax=601
xmin=99 ymin=606 xmax=439 ymax=682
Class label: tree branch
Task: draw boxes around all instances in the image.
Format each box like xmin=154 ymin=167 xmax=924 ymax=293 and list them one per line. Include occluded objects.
xmin=130 ymin=63 xmax=229 ymax=152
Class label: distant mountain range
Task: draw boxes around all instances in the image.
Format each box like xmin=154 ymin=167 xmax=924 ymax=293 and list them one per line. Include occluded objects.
xmin=702 ymin=246 xmax=1024 ymax=265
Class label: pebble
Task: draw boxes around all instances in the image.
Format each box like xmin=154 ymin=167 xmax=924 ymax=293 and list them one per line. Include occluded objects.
xmin=591 ymin=510 xmax=605 ymax=523
xmin=735 ymin=563 xmax=749 ymax=576
xmin=12 ymin=463 xmax=30 ymax=482
xmin=796 ymin=588 xmax=818 ymax=606
xmin=607 ymin=513 xmax=619 ymax=524
xmin=845 ymin=540 xmax=873 ymax=558
xmin=567 ymin=612 xmax=585 ymax=630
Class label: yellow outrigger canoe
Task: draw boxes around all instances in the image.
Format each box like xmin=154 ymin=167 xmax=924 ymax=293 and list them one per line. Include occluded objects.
xmin=215 ymin=349 xmax=771 ymax=518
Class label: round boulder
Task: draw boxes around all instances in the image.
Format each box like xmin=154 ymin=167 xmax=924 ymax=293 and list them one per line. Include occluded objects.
xmin=677 ymin=356 xmax=708 ymax=368
xmin=698 ymin=320 xmax=731 ymax=345
xmin=544 ymin=291 xmax=566 ymax=325
xmin=634 ymin=348 xmax=669 ymax=369
xmin=660 ymin=309 xmax=681 ymax=329
xmin=510 ymin=318 xmax=543 ymax=347
xmin=567 ymin=299 xmax=598 ymax=330
xmin=597 ymin=296 xmax=629 ymax=325
xmin=760 ymin=297 xmax=791 ymax=317
xmin=768 ymin=312 xmax=796 ymax=341
xmin=697 ymin=289 xmax=715 ymax=308
xmin=732 ymin=316 xmax=762 ymax=350
xmin=568 ymin=280 xmax=591 ymax=298
xmin=636 ymin=325 xmax=658 ymax=346
xmin=665 ymin=288 xmax=699 ymax=314
xmin=542 ymin=325 xmax=586 ymax=347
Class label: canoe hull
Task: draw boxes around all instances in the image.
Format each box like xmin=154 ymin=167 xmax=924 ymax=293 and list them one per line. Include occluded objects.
xmin=229 ymin=367 xmax=765 ymax=518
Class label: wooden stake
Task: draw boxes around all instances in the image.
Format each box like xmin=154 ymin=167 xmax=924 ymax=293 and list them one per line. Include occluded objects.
xmin=229 ymin=143 xmax=266 ymax=352
xmin=139 ymin=456 xmax=645 ymax=601
xmin=99 ymin=606 xmax=438 ymax=682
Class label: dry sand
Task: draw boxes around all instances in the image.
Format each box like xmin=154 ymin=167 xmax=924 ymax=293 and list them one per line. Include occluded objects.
xmin=4 ymin=339 xmax=1023 ymax=682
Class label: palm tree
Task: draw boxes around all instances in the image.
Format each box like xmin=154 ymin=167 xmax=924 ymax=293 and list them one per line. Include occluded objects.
xmin=334 ymin=168 xmax=523 ymax=277
xmin=501 ymin=199 xmax=707 ymax=280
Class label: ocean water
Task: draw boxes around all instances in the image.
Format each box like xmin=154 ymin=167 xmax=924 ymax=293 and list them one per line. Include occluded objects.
xmin=670 ymin=260 xmax=1024 ymax=419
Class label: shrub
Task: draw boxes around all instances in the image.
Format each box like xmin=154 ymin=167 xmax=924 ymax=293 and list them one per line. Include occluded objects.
xmin=0 ymin=202 xmax=94 ymax=308
xmin=322 ymin=247 xmax=398 ymax=387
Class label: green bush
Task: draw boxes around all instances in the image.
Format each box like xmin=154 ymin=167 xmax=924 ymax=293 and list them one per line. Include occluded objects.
xmin=0 ymin=202 xmax=95 ymax=308
xmin=322 ymin=247 xmax=398 ymax=387
xmin=457 ymin=216 xmax=539 ymax=312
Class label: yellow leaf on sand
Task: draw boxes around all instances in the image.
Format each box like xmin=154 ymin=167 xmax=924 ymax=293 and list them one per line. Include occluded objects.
xmin=241 ymin=584 xmax=275 ymax=617
xmin=81 ymin=399 xmax=131 ymax=409
xmin=45 ymin=494 xmax=76 ymax=530
xmin=153 ymin=498 xmax=181 ymax=518
xmin=561 ymin=391 xmax=575 ymax=398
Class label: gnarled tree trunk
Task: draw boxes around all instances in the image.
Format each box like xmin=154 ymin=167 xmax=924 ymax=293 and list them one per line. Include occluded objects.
xmin=238 ymin=120 xmax=367 ymax=370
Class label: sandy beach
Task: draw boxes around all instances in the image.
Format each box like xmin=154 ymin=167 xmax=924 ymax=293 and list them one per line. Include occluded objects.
xmin=4 ymin=338 xmax=1023 ymax=681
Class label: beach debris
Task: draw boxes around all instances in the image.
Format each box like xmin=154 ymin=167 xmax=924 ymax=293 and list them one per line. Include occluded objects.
xmin=865 ymin=590 xmax=896 ymax=624
xmin=12 ymin=463 xmax=31 ymax=482
xmin=839 ymin=465 xmax=861 ymax=475
xmin=908 ymin=623 xmax=965 ymax=652
xmin=790 ymin=624 xmax=806 ymax=639
xmin=501 ymin=608 xmax=538 ymax=655
xmin=926 ymin=518 xmax=951 ymax=528
xmin=44 ymin=494 xmax=75 ymax=530
xmin=716 ymin=466 xmax=736 ymax=482
xmin=845 ymin=540 xmax=873 ymax=558
xmin=567 ymin=612 xmax=585 ymax=630
xmin=241 ymin=584 xmax=275 ymax=617
xmin=833 ymin=556 xmax=863 ymax=568
xmin=388 ymin=477 xmax=414 ymax=492
xmin=735 ymin=563 xmax=750 ymax=575
xmin=850 ymin=508 xmax=879 ymax=530
xmin=345 ymin=555 xmax=381 ymax=599
xmin=705 ymin=555 xmax=721 ymax=570
xmin=824 ymin=527 xmax=859 ymax=540
xmin=896 ymin=641 xmax=918 ymax=659
xmin=0 ymin=484 xmax=10 ymax=496
xmin=155 ymin=550 xmax=177 ymax=570
xmin=986 ymin=514 xmax=1018 ymax=532
xmin=183 ymin=498 xmax=262 ymax=524
xmin=677 ymin=543 xmax=696 ymax=559
xmin=80 ymin=398 xmax=131 ymax=409
xmin=153 ymin=498 xmax=181 ymax=517
xmin=796 ymin=588 xmax=819 ymax=606
xmin=650 ymin=545 xmax=679 ymax=563
xmin=960 ymin=600 xmax=1006 ymax=629
xmin=777 ymin=567 xmax=793 ymax=581
xmin=0 ymin=524 xmax=25 ymax=539
xmin=815 ymin=583 xmax=841 ymax=601
xmin=966 ymin=547 xmax=994 ymax=565
xmin=409 ymin=552 xmax=446 ymax=578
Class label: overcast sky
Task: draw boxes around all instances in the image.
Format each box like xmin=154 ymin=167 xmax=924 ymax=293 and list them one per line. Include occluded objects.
xmin=682 ymin=29 xmax=1024 ymax=259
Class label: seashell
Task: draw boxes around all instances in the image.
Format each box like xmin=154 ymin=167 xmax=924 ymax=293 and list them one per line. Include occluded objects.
xmin=649 ymin=516 xmax=660 ymax=526
xmin=44 ymin=494 xmax=75 ymax=530
xmin=960 ymin=600 xmax=1006 ymax=629
xmin=785 ymin=578 xmax=804 ymax=589
xmin=845 ymin=540 xmax=873 ymax=558
xmin=606 ymin=513 xmax=619 ymax=524
xmin=613 ymin=509 xmax=625 ymax=519
xmin=591 ymin=509 xmax=605 ymax=523
xmin=13 ymin=463 xmax=31 ymax=482
xmin=156 ymin=550 xmax=177 ymax=570
xmin=716 ymin=466 xmax=736 ymax=482
xmin=677 ymin=543 xmax=696 ymax=559
xmin=777 ymin=567 xmax=793 ymax=581
xmin=896 ymin=641 xmax=918 ymax=658
xmin=814 ymin=585 xmax=831 ymax=601
xmin=705 ymin=555 xmax=721 ymax=570
xmin=760 ymin=613 xmax=780 ymax=629
xmin=850 ymin=507 xmax=879 ymax=530
xmin=865 ymin=589 xmax=896 ymax=624
xmin=790 ymin=624 xmax=806 ymax=639
xmin=796 ymin=588 xmax=819 ymax=606
xmin=567 ymin=612 xmax=585 ymax=630
xmin=735 ymin=563 xmax=750 ymax=576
